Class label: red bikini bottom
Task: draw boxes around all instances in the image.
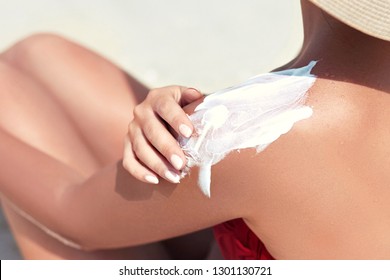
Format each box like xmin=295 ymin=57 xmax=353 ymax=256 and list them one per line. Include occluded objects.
xmin=213 ymin=218 xmax=274 ymax=260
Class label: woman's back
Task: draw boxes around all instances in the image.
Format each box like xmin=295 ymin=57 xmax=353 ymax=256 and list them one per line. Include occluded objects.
xmin=218 ymin=0 xmax=390 ymax=259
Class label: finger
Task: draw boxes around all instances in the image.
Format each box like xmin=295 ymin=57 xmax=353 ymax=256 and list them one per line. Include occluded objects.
xmin=122 ymin=134 xmax=159 ymax=184
xmin=131 ymin=128 xmax=181 ymax=184
xmin=153 ymin=96 xmax=195 ymax=138
xmin=133 ymin=106 xmax=187 ymax=170
xmin=141 ymin=114 xmax=187 ymax=171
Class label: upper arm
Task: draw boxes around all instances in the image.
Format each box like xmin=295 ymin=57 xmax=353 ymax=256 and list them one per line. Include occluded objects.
xmin=65 ymin=114 xmax=317 ymax=251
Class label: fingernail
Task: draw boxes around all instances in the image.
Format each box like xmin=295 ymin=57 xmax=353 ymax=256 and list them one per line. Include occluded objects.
xmin=145 ymin=175 xmax=159 ymax=184
xmin=170 ymin=154 xmax=183 ymax=170
xmin=179 ymin=124 xmax=192 ymax=138
xmin=165 ymin=170 xmax=180 ymax=183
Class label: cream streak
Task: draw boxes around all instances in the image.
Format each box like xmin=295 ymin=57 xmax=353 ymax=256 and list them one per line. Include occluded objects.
xmin=178 ymin=61 xmax=317 ymax=197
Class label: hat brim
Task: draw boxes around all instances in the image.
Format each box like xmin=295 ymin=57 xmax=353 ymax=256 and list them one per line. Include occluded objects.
xmin=310 ymin=0 xmax=390 ymax=41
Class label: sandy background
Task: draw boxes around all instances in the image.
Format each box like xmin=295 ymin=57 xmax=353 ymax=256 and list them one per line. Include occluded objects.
xmin=0 ymin=0 xmax=303 ymax=259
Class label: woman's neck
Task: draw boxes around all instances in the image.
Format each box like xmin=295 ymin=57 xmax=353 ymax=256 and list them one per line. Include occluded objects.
xmin=287 ymin=0 xmax=390 ymax=92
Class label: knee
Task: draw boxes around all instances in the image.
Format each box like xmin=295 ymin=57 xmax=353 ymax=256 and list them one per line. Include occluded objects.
xmin=1 ymin=33 xmax=74 ymax=67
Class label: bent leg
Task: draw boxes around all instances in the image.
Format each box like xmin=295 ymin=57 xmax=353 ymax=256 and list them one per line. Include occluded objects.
xmin=0 ymin=35 xmax=170 ymax=259
xmin=1 ymin=34 xmax=149 ymax=166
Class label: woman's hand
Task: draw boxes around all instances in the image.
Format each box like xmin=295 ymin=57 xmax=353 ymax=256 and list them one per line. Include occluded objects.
xmin=123 ymin=86 xmax=203 ymax=184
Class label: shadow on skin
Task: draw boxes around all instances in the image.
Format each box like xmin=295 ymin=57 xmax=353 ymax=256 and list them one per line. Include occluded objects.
xmin=115 ymin=161 xmax=177 ymax=201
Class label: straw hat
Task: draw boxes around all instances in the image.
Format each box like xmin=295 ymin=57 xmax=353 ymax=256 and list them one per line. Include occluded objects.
xmin=310 ymin=0 xmax=390 ymax=41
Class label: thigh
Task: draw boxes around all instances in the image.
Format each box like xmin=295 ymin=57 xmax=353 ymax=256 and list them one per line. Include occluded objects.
xmin=1 ymin=33 xmax=149 ymax=165
xmin=0 ymin=60 xmax=99 ymax=176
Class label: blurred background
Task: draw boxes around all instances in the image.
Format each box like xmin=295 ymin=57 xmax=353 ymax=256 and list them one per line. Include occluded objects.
xmin=0 ymin=0 xmax=303 ymax=259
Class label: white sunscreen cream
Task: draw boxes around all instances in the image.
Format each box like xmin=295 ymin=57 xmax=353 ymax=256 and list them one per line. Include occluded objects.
xmin=178 ymin=61 xmax=317 ymax=197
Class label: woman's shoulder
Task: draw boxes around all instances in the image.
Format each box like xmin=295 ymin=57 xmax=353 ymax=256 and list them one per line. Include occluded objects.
xmin=304 ymin=77 xmax=390 ymax=145
xmin=182 ymin=70 xmax=389 ymax=209
xmin=211 ymin=75 xmax=388 ymax=209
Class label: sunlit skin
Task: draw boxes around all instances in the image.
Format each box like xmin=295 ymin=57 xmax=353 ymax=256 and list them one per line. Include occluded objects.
xmin=0 ymin=0 xmax=389 ymax=259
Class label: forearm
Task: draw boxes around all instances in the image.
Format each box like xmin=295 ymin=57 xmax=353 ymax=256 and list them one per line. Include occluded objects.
xmin=0 ymin=128 xmax=221 ymax=251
